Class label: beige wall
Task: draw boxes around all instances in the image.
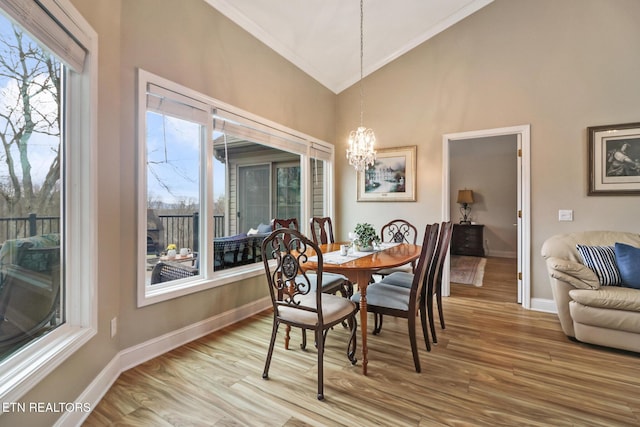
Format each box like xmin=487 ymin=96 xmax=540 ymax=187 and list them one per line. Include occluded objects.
xmin=6 ymin=0 xmax=336 ymax=425
xmin=450 ymin=135 xmax=518 ymax=257
xmin=336 ymin=0 xmax=640 ymax=303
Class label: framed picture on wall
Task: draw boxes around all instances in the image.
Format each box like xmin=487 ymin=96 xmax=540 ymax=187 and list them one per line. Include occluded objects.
xmin=588 ymin=122 xmax=640 ymax=195
xmin=357 ymin=145 xmax=417 ymax=202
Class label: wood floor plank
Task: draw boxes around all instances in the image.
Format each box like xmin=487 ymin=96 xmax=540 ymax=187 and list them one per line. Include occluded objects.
xmin=84 ymin=257 xmax=640 ymax=426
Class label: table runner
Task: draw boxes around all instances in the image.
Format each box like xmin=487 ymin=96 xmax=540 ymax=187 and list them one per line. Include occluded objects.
xmin=308 ymin=242 xmax=400 ymax=265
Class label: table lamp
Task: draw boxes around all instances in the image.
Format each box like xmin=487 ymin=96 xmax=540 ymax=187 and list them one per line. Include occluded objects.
xmin=457 ymin=189 xmax=474 ymax=224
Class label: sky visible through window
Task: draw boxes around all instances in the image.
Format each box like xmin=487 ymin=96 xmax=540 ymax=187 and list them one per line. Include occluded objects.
xmin=146 ymin=112 xmax=226 ymax=206
xmin=0 ymin=14 xmax=60 ymax=190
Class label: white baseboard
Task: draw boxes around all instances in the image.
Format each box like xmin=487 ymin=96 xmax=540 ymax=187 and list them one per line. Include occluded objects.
xmin=59 ymin=296 xmax=271 ymax=427
xmin=530 ymin=297 xmax=557 ymax=314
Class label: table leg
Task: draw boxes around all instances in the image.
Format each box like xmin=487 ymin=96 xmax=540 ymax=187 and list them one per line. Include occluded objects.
xmin=356 ymin=271 xmax=371 ymax=375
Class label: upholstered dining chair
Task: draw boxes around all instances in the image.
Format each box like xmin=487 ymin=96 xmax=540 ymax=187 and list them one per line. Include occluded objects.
xmin=351 ymin=223 xmax=439 ymax=372
xmin=427 ymin=221 xmax=454 ymax=343
xmin=376 ymin=219 xmax=418 ymax=279
xmin=261 ymin=228 xmax=358 ymax=400
xmin=379 ymin=221 xmax=453 ymax=344
xmin=272 ymin=217 xmax=351 ymax=349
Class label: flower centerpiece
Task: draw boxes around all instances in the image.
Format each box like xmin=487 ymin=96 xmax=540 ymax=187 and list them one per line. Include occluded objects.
xmin=166 ymin=243 xmax=177 ymax=258
xmin=353 ymin=223 xmax=380 ymax=252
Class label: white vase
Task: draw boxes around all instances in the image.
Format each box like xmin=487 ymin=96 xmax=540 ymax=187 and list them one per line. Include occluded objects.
xmin=167 ymin=249 xmax=177 ymax=259
xmin=356 ymin=243 xmax=373 ymax=252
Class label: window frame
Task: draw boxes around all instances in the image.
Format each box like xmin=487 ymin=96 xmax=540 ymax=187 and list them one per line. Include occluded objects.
xmin=138 ymin=69 xmax=335 ymax=307
xmin=0 ymin=0 xmax=98 ymax=402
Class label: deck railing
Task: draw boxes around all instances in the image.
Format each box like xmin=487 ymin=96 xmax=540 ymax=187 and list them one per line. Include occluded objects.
xmin=0 ymin=213 xmax=60 ymax=243
xmin=149 ymin=214 xmax=225 ymax=254
xmin=0 ymin=213 xmax=224 ymax=254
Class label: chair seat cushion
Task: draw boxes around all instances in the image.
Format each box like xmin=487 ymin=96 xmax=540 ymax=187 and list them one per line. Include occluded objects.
xmin=279 ymin=293 xmax=357 ymax=326
xmin=351 ymin=283 xmax=411 ymax=311
xmin=377 ymin=263 xmax=413 ymax=277
xmin=303 ymin=272 xmax=348 ymax=293
xmin=378 ymin=271 xmax=414 ymax=288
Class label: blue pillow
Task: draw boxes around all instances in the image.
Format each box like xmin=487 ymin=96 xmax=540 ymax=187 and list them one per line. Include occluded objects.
xmin=614 ymin=242 xmax=640 ymax=289
xmin=257 ymin=223 xmax=272 ymax=234
xmin=576 ymin=244 xmax=622 ymax=286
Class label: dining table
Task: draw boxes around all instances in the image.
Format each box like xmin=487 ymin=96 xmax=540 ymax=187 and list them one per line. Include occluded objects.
xmin=304 ymin=242 xmax=422 ymax=375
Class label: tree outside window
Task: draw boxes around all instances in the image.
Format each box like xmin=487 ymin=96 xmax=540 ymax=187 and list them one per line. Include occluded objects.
xmin=0 ymin=17 xmax=63 ymax=360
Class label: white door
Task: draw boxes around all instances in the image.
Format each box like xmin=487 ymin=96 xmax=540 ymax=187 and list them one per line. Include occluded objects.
xmin=516 ymin=133 xmax=523 ymax=304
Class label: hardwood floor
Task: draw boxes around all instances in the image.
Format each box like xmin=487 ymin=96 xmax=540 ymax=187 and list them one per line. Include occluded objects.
xmin=84 ymin=257 xmax=640 ymax=426
xmin=451 ymin=256 xmax=519 ymax=303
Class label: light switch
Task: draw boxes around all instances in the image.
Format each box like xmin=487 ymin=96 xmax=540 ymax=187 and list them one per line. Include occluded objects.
xmin=558 ymin=209 xmax=573 ymax=221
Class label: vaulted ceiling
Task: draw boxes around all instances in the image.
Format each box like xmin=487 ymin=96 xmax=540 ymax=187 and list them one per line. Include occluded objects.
xmin=205 ymin=0 xmax=494 ymax=94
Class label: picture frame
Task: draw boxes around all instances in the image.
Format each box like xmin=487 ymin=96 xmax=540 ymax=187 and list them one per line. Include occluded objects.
xmin=357 ymin=145 xmax=417 ymax=202
xmin=588 ymin=122 xmax=640 ymax=195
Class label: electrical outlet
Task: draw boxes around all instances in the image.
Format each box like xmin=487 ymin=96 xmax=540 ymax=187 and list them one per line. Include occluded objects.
xmin=110 ymin=317 xmax=117 ymax=338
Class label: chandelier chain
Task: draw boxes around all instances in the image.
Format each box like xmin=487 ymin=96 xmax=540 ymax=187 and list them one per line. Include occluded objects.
xmin=359 ymin=0 xmax=364 ymax=127
xmin=347 ymin=0 xmax=376 ymax=172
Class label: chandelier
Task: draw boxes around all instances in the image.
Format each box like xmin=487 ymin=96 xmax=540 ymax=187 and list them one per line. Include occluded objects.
xmin=346 ymin=0 xmax=376 ymax=172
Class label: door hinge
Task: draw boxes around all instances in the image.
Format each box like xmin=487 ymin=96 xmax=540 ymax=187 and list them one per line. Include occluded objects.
xmin=518 ymin=272 xmax=522 ymax=281
xmin=518 ymin=210 xmax=522 ymax=218
xmin=517 ymin=148 xmax=522 ymax=157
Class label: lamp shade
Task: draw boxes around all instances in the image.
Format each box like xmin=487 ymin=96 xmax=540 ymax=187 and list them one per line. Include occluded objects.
xmin=457 ymin=189 xmax=474 ymax=204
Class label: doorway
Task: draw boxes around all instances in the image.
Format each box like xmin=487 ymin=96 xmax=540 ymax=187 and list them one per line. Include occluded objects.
xmin=442 ymin=125 xmax=531 ymax=308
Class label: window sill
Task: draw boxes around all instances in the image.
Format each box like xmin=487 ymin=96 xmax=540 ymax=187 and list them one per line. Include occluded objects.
xmin=0 ymin=324 xmax=96 ymax=402
xmin=138 ymin=263 xmax=265 ymax=307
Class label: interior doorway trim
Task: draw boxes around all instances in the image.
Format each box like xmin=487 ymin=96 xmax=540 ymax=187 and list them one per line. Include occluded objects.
xmin=442 ymin=124 xmax=531 ymax=309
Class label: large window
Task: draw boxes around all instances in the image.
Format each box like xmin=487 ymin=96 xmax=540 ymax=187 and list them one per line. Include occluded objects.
xmin=0 ymin=7 xmax=64 ymax=362
xmin=0 ymin=0 xmax=97 ymax=402
xmin=139 ymin=70 xmax=334 ymax=306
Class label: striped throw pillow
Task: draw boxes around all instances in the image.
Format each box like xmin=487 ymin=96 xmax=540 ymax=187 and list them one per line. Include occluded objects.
xmin=576 ymin=244 xmax=622 ymax=286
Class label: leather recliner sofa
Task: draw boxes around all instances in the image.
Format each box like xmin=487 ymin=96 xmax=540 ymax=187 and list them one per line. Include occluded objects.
xmin=541 ymin=230 xmax=640 ymax=353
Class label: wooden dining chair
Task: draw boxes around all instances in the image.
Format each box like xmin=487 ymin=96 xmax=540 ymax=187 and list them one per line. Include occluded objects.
xmin=309 ymin=216 xmax=335 ymax=245
xmin=379 ymin=221 xmax=453 ymax=344
xmin=350 ymin=223 xmax=439 ymax=372
xmin=309 ymin=216 xmax=353 ymax=299
xmin=427 ymin=221 xmax=454 ymax=343
xmin=272 ymin=217 xmax=351 ymax=349
xmin=376 ymin=219 xmax=418 ymax=279
xmin=270 ymin=218 xmax=298 ymax=252
xmin=380 ymin=219 xmax=418 ymax=245
xmin=261 ymin=228 xmax=358 ymax=400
